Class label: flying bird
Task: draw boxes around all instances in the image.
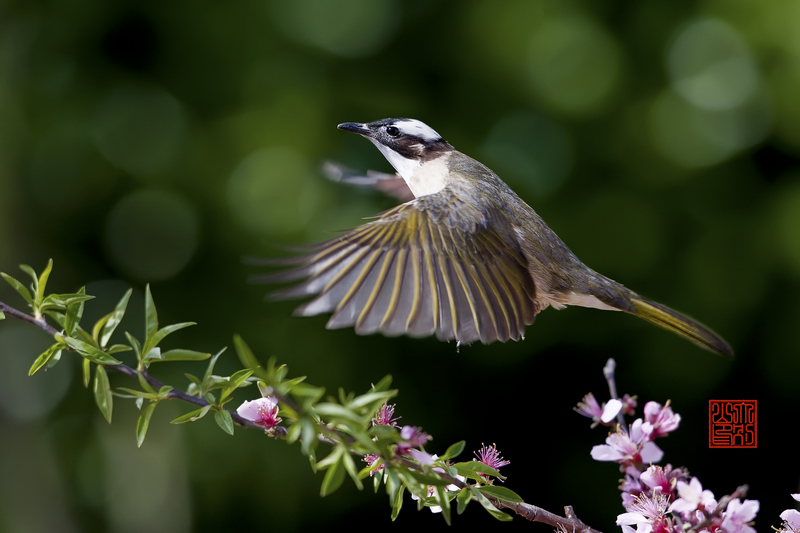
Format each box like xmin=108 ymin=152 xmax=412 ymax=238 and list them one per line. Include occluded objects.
xmin=264 ymin=118 xmax=733 ymax=356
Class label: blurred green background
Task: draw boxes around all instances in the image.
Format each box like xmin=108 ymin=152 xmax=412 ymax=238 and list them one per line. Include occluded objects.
xmin=1 ymin=0 xmax=799 ymax=531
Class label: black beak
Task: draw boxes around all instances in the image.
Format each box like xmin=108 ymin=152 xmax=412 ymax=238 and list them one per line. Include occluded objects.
xmin=337 ymin=122 xmax=371 ymax=137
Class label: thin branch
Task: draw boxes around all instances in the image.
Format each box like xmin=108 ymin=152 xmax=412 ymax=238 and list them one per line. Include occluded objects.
xmin=0 ymin=299 xmax=260 ymax=430
xmin=3 ymin=298 xmax=601 ymax=530
xmin=392 ymin=454 xmax=602 ymax=532
xmin=1 ymin=300 xmax=59 ymax=335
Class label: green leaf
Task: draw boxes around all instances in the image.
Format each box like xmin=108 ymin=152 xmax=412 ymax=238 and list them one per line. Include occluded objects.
xmin=107 ymin=344 xmax=132 ymax=355
xmin=316 ymin=446 xmax=344 ymax=470
xmin=36 ymin=259 xmax=53 ymax=303
xmin=389 ymin=477 xmax=405 ymax=521
xmin=453 ymin=461 xmax=505 ymax=482
xmin=171 ymin=405 xmax=212 ymax=424
xmin=144 ymin=284 xmax=158 ymax=341
xmin=61 ymin=336 xmax=122 ymax=365
xmin=314 ymin=403 xmax=367 ymax=424
xmin=456 ymin=487 xmax=471 ymax=515
xmin=40 ymin=293 xmax=94 ymax=310
xmin=233 ymin=334 xmax=263 ymax=373
xmin=142 ymin=347 xmax=163 ymax=364
xmin=434 ymin=485 xmax=452 ymax=525
xmin=115 ymin=387 xmax=152 ymax=399
xmin=300 ymin=417 xmax=317 ymax=455
xmin=320 ymin=454 xmax=345 ymax=497
xmin=137 ymin=371 xmax=156 ymax=394
xmin=125 ymin=332 xmax=141 ymax=360
xmin=91 ymin=312 xmax=113 ymax=345
xmin=83 ymin=358 xmax=91 ymax=387
xmin=93 ymin=365 xmax=113 ymax=423
xmin=1 ymin=272 xmax=33 ymax=304
xmin=100 ymin=289 xmax=131 ymax=348
xmin=142 ymin=322 xmax=196 ymax=357
xmin=0 ymin=309 xmax=4 ymax=319
xmin=371 ymin=374 xmax=393 ymax=392
xmin=28 ymin=344 xmax=61 ymax=376
xmin=339 ymin=423 xmax=380 ymax=455
xmin=203 ymin=349 xmax=224 ymax=381
xmin=405 ymin=469 xmax=452 ymax=487
xmin=47 ymin=348 xmax=62 ymax=370
xmin=19 ymin=264 xmax=38 ymax=291
xmin=64 ymin=287 xmax=86 ymax=336
xmin=470 ymin=487 xmax=512 ymax=521
xmin=214 ymin=410 xmax=235 ymax=435
xmin=340 ymin=448 xmax=363 ymax=490
xmin=439 ymin=440 xmax=466 ymax=462
xmin=185 ymin=373 xmax=201 ymax=386
xmin=278 ymin=375 xmax=307 ymax=392
xmin=358 ymin=460 xmax=381 ymax=482
xmin=136 ymin=402 xmax=157 ymax=447
xmin=285 ymin=421 xmax=301 ymax=444
xmin=347 ymin=390 xmax=396 ymax=410
xmin=44 ymin=310 xmax=66 ymax=327
xmin=220 ymin=368 xmax=255 ymax=402
xmin=155 ymin=349 xmax=210 ymax=362
xmin=477 ymin=486 xmax=524 ymax=503
xmin=40 ymin=293 xmax=94 ymax=313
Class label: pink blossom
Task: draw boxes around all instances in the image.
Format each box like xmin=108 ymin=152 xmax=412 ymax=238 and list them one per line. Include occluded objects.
xmin=372 ymin=402 xmax=400 ymax=427
xmin=408 ymin=449 xmax=435 ymax=465
xmin=591 ymin=419 xmax=663 ymax=468
xmin=617 ymin=492 xmax=676 ymax=533
xmin=575 ymin=393 xmax=622 ymax=427
xmin=620 ymin=467 xmax=644 ymax=507
xmin=720 ymin=498 xmax=759 ymax=533
xmin=474 ymin=442 xmax=511 ymax=478
xmin=621 ymin=394 xmax=638 ymax=416
xmin=779 ymin=494 xmax=800 ymax=531
xmin=396 ymin=426 xmax=431 ymax=455
xmin=668 ymin=477 xmax=717 ymax=518
xmin=474 ymin=443 xmax=510 ymax=471
xmin=641 ymin=464 xmax=687 ymax=498
xmin=642 ymin=401 xmax=681 ymax=438
xmin=362 ymin=454 xmax=384 ymax=475
xmin=237 ymin=397 xmax=282 ymax=430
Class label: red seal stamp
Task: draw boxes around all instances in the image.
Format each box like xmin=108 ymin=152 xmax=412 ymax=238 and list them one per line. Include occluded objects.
xmin=709 ymin=400 xmax=756 ymax=448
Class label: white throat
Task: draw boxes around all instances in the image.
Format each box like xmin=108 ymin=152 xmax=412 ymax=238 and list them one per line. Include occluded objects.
xmin=370 ymin=140 xmax=450 ymax=198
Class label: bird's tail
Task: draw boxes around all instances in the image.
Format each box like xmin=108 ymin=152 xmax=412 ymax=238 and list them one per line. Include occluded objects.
xmin=628 ymin=296 xmax=733 ymax=358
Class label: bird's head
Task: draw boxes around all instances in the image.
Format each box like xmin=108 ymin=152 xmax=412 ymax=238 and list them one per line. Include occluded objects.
xmin=337 ymin=119 xmax=454 ymax=189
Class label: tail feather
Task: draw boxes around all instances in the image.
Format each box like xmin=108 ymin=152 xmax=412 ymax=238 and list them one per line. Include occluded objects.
xmin=628 ymin=297 xmax=733 ymax=358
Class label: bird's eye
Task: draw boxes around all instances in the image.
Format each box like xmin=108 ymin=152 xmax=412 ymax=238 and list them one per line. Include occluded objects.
xmin=385 ymin=126 xmax=400 ymax=137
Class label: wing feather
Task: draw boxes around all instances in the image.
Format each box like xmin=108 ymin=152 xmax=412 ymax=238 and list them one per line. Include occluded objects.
xmin=267 ymin=192 xmax=538 ymax=344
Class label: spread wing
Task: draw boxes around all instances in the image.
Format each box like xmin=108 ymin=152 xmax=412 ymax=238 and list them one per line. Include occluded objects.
xmin=264 ymin=193 xmax=537 ymax=344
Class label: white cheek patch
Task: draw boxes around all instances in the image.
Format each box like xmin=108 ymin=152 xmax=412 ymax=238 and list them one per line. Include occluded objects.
xmin=371 ymin=137 xmax=449 ymax=198
xmin=395 ymin=119 xmax=442 ymax=142
xmin=371 ymin=139 xmax=421 ymax=178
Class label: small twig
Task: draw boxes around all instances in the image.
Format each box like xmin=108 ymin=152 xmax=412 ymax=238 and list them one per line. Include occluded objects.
xmin=0 ymin=299 xmax=260 ymax=430
xmin=1 ymin=300 xmax=59 ymax=335
xmin=392 ymin=454 xmax=602 ymax=532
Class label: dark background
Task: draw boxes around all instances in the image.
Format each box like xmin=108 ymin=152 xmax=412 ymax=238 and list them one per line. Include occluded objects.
xmin=0 ymin=1 xmax=798 ymax=531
